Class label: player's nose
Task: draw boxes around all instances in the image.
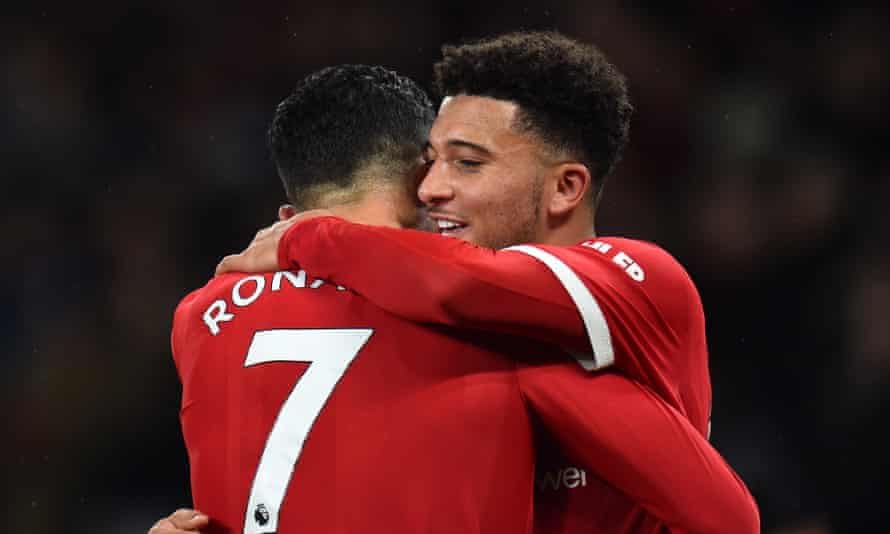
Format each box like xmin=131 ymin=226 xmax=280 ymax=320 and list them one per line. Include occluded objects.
xmin=418 ymin=162 xmax=455 ymax=206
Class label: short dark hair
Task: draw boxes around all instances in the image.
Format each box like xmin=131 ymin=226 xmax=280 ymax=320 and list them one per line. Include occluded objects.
xmin=270 ymin=64 xmax=435 ymax=209
xmin=433 ymin=31 xmax=633 ymax=201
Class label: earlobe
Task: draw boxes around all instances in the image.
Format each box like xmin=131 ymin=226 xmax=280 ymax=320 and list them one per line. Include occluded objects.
xmin=548 ymin=163 xmax=591 ymax=217
xmin=279 ymin=204 xmax=298 ymax=221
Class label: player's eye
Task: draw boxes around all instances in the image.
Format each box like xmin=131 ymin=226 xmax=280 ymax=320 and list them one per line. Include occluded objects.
xmin=456 ymin=159 xmax=482 ymax=169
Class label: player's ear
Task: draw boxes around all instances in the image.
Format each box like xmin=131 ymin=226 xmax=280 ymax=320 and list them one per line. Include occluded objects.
xmin=278 ymin=204 xmax=297 ymax=221
xmin=547 ymin=163 xmax=591 ymax=217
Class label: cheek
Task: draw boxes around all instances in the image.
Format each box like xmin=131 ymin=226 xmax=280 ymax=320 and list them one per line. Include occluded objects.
xmin=493 ymin=183 xmax=541 ymax=241
xmin=471 ymin=188 xmax=512 ymax=223
xmin=460 ymin=168 xmax=538 ymax=229
xmin=497 ymin=180 xmax=537 ymax=214
xmin=475 ymin=197 xmax=527 ymax=246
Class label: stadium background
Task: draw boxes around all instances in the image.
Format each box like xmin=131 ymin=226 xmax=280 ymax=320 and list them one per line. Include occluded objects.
xmin=3 ymin=2 xmax=888 ymax=532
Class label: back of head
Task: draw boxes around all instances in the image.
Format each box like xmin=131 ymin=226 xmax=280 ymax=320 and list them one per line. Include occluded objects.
xmin=270 ymin=64 xmax=435 ymax=209
xmin=433 ymin=31 xmax=633 ymax=204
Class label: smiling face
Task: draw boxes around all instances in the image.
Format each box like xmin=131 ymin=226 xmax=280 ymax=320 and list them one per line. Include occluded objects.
xmin=420 ymin=95 xmax=559 ymax=249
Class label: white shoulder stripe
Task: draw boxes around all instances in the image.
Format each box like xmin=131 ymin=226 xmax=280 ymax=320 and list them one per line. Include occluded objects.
xmin=503 ymin=245 xmax=614 ymax=370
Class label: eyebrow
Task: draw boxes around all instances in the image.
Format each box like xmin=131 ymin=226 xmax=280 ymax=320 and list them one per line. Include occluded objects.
xmin=425 ymin=139 xmax=494 ymax=157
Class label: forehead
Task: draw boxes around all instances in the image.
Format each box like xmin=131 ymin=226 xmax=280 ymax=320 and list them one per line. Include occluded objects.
xmin=430 ymin=95 xmax=527 ymax=150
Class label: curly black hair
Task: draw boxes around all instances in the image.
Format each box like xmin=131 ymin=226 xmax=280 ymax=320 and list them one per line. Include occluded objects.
xmin=269 ymin=64 xmax=435 ymax=209
xmin=433 ymin=31 xmax=633 ymax=200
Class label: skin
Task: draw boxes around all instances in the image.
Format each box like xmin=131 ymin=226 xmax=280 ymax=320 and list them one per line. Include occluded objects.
xmin=160 ymin=95 xmax=601 ymax=533
xmin=148 ymin=509 xmax=208 ymax=534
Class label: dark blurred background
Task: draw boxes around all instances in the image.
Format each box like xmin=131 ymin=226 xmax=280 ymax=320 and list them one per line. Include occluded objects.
xmin=3 ymin=1 xmax=888 ymax=532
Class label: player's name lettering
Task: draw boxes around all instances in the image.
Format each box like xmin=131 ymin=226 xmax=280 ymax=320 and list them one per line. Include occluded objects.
xmin=581 ymin=240 xmax=645 ymax=282
xmin=203 ymin=270 xmax=346 ymax=336
xmin=536 ymin=466 xmax=588 ymax=491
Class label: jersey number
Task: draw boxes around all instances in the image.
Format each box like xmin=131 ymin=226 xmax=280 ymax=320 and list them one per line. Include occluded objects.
xmin=241 ymin=328 xmax=374 ymax=534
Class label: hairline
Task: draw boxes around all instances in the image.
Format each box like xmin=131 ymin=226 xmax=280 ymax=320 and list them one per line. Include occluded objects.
xmin=287 ymin=150 xmax=415 ymax=211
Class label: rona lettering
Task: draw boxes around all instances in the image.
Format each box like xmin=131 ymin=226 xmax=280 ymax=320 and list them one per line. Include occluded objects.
xmin=202 ymin=271 xmax=345 ymax=335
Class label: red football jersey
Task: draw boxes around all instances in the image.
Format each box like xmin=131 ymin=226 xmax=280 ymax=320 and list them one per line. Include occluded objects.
xmin=174 ymin=271 xmax=756 ymax=534
xmin=274 ymin=217 xmax=750 ymax=533
xmin=172 ymin=271 xmax=536 ymax=534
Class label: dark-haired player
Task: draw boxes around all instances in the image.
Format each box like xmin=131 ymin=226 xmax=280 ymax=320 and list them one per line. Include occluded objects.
xmin=217 ymin=32 xmax=757 ymax=533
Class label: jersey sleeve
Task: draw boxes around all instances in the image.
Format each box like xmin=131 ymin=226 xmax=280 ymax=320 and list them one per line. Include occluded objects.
xmin=278 ymin=217 xmax=701 ymax=378
xmin=517 ymin=362 xmax=759 ymax=534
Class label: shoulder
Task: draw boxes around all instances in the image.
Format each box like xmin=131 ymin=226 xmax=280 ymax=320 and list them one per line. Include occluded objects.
xmin=587 ymin=237 xmax=700 ymax=299
xmin=171 ymin=274 xmax=239 ymax=351
xmin=593 ymin=237 xmax=696 ymax=286
xmin=587 ymin=237 xmax=705 ymax=329
xmin=519 ymin=237 xmax=695 ymax=289
xmin=521 ymin=236 xmax=703 ymax=318
xmin=173 ymin=274 xmax=242 ymax=323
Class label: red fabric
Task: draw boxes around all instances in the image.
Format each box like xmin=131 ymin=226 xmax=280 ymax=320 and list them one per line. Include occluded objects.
xmin=273 ymin=217 xmax=757 ymax=533
xmin=172 ymin=272 xmax=536 ymax=534
xmin=518 ymin=363 xmax=758 ymax=534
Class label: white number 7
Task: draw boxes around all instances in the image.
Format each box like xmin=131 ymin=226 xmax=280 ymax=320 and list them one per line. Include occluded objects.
xmin=242 ymin=328 xmax=374 ymax=534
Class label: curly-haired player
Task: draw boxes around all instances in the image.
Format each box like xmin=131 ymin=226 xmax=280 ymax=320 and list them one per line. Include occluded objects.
xmin=434 ymin=31 xmax=631 ymax=206
xmin=215 ymin=31 xmax=759 ymax=533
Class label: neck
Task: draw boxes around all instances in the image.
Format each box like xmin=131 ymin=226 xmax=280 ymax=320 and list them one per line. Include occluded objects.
xmin=540 ymin=206 xmax=597 ymax=246
xmin=544 ymin=220 xmax=596 ymax=245
xmin=326 ymin=189 xmax=410 ymax=228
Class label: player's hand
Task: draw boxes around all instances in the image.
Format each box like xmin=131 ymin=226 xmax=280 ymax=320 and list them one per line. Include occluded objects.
xmin=148 ymin=508 xmax=209 ymax=534
xmin=215 ymin=209 xmax=333 ymax=275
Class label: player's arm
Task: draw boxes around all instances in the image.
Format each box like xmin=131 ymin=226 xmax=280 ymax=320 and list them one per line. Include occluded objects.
xmin=275 ymin=216 xmax=654 ymax=369
xmin=518 ymin=363 xmax=759 ymax=534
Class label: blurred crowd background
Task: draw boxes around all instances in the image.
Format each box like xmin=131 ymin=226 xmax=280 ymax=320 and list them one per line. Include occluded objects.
xmin=3 ymin=1 xmax=888 ymax=532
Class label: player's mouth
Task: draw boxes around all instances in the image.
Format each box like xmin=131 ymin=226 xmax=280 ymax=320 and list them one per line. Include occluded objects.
xmin=432 ymin=216 xmax=468 ymax=238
